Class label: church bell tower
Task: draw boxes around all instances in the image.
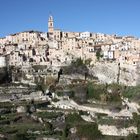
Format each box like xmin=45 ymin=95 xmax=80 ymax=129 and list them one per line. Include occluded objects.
xmin=48 ymin=15 xmax=54 ymax=33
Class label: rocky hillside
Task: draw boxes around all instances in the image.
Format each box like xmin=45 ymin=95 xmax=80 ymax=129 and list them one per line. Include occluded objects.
xmin=90 ymin=62 xmax=139 ymax=86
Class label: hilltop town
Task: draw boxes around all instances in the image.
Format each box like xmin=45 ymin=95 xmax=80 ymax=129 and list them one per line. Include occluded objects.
xmin=1 ymin=15 xmax=140 ymax=65
xmin=0 ymin=16 xmax=140 ymax=140
xmin=0 ymin=15 xmax=140 ymax=86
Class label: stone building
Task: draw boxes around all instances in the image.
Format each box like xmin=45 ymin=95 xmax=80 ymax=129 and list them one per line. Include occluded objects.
xmin=0 ymin=15 xmax=140 ymax=69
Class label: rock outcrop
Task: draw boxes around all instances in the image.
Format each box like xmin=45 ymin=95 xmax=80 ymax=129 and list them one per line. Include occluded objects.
xmin=90 ymin=62 xmax=139 ymax=86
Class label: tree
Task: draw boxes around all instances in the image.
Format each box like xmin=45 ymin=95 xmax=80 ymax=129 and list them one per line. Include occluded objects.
xmin=84 ymin=72 xmax=88 ymax=81
xmin=57 ymin=68 xmax=63 ymax=82
xmin=96 ymin=49 xmax=103 ymax=60
xmin=62 ymin=124 xmax=70 ymax=140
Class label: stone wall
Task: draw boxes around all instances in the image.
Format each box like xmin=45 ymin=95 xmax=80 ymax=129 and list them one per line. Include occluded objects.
xmin=98 ymin=125 xmax=137 ymax=136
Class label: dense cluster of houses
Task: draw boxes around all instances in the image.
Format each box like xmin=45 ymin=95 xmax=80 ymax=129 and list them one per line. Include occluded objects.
xmin=0 ymin=15 xmax=140 ymax=69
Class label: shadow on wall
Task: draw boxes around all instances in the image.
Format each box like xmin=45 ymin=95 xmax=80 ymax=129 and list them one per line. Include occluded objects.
xmin=0 ymin=67 xmax=11 ymax=84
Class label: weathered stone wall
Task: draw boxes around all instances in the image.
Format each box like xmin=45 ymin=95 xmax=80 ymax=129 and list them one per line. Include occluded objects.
xmin=0 ymin=85 xmax=36 ymax=95
xmin=98 ymin=125 xmax=137 ymax=136
xmin=0 ymin=85 xmax=42 ymax=102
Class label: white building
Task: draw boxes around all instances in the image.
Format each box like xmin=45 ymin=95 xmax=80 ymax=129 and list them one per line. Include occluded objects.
xmin=80 ymin=32 xmax=90 ymax=38
xmin=108 ymin=51 xmax=114 ymax=59
xmin=103 ymin=51 xmax=108 ymax=59
xmin=0 ymin=56 xmax=6 ymax=67
xmin=103 ymin=51 xmax=114 ymax=59
xmin=40 ymin=33 xmax=48 ymax=40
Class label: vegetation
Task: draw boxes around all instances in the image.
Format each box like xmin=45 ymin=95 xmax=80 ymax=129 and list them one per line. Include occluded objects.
xmin=79 ymin=110 xmax=89 ymax=116
xmin=122 ymin=85 xmax=140 ymax=102
xmin=76 ymin=123 xmax=102 ymax=140
xmin=57 ymin=68 xmax=63 ymax=82
xmin=97 ymin=117 xmax=134 ymax=128
xmin=84 ymin=58 xmax=92 ymax=66
xmin=1 ymin=75 xmax=140 ymax=140
xmin=0 ymin=101 xmax=14 ymax=108
xmin=133 ymin=113 xmax=140 ymax=133
xmin=126 ymin=133 xmax=140 ymax=140
xmin=65 ymin=113 xmax=84 ymax=125
xmin=87 ymin=83 xmax=122 ymax=105
xmin=65 ymin=113 xmax=102 ymax=139
xmin=96 ymin=49 xmax=103 ymax=61
xmin=0 ymin=112 xmax=53 ymax=140
xmin=35 ymin=111 xmax=63 ymax=119
xmin=62 ymin=57 xmax=89 ymax=75
xmin=71 ymin=57 xmax=84 ymax=67
xmin=87 ymin=82 xmax=104 ymax=100
xmin=32 ymin=65 xmax=47 ymax=72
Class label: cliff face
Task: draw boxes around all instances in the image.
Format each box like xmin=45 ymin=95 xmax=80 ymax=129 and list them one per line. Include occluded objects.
xmin=90 ymin=62 xmax=118 ymax=84
xmin=90 ymin=62 xmax=139 ymax=86
xmin=119 ymin=64 xmax=138 ymax=86
xmin=136 ymin=62 xmax=140 ymax=85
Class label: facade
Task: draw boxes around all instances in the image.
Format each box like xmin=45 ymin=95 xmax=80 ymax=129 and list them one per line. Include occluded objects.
xmin=80 ymin=32 xmax=91 ymax=38
xmin=0 ymin=56 xmax=6 ymax=67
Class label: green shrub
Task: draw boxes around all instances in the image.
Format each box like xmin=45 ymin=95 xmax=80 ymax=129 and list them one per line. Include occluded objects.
xmin=126 ymin=133 xmax=140 ymax=140
xmin=71 ymin=58 xmax=84 ymax=67
xmin=77 ymin=123 xmax=102 ymax=140
xmin=133 ymin=113 xmax=140 ymax=133
xmin=87 ymin=83 xmax=105 ymax=100
xmin=62 ymin=58 xmax=88 ymax=75
xmin=66 ymin=113 xmax=84 ymax=125
xmin=96 ymin=49 xmax=103 ymax=61
xmin=87 ymin=83 xmax=122 ymax=104
xmin=11 ymin=133 xmax=29 ymax=140
xmin=122 ymin=85 xmax=140 ymax=101
xmin=35 ymin=111 xmax=63 ymax=119
xmin=79 ymin=110 xmax=89 ymax=115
